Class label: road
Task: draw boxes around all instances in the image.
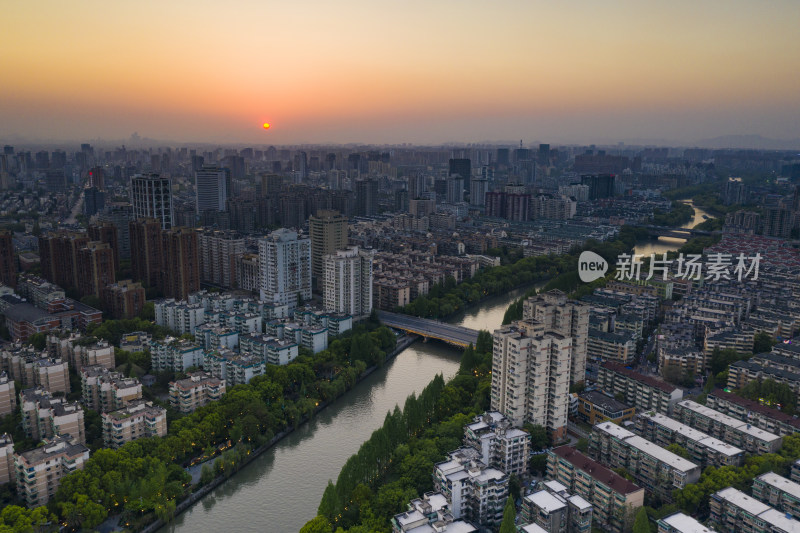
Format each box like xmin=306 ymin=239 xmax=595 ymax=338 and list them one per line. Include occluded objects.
xmin=65 ymin=188 xmax=84 ymax=225
xmin=377 ymin=311 xmax=479 ymax=347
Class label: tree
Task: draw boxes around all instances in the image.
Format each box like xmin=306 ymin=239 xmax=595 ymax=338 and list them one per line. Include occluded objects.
xmin=523 ymin=424 xmax=549 ymax=450
xmin=754 ymin=332 xmax=777 ymax=354
xmin=299 ymin=515 xmax=333 ymax=533
xmin=28 ymin=332 xmax=47 ymax=350
xmin=509 ymin=474 xmax=521 ymax=502
xmin=633 ymin=507 xmax=650 ymax=533
xmin=499 ymin=497 xmax=517 ymax=533
xmin=576 ymin=438 xmax=589 ymax=453
xmin=665 ymin=443 xmax=689 ymax=459
xmin=318 ymin=480 xmax=338 ymax=522
xmin=530 ymin=454 xmax=548 ymax=475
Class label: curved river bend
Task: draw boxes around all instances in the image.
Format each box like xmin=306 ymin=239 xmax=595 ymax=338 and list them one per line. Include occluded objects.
xmin=162 ymin=285 xmax=536 ymax=533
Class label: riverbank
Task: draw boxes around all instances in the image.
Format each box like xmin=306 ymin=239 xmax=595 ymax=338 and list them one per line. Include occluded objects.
xmin=134 ymin=334 xmax=419 ymax=533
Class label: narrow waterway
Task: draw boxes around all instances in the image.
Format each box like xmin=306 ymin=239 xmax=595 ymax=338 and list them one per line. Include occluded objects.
xmin=633 ymin=200 xmax=712 ymax=256
xmin=161 ymin=285 xmax=539 ymax=533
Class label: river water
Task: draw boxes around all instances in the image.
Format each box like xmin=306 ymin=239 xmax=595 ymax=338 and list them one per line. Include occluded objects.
xmin=162 ymin=285 xmax=537 ymax=533
xmin=632 ymin=200 xmax=711 ymax=257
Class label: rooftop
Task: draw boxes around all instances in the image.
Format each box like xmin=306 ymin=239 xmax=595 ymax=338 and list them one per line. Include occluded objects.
xmin=524 ymin=490 xmax=567 ymax=513
xmin=713 ymin=487 xmax=771 ymax=516
xmin=640 ymin=412 xmax=744 ymax=457
xmin=579 ymin=390 xmax=632 ymax=413
xmin=601 ymin=362 xmax=678 ymax=394
xmin=678 ymin=400 xmax=782 ymax=443
xmin=550 ymin=445 xmax=642 ymax=495
xmin=708 ymin=390 xmax=800 ymax=430
xmin=660 ymin=512 xmax=719 ymax=533
xmin=757 ymin=472 xmax=800 ymax=501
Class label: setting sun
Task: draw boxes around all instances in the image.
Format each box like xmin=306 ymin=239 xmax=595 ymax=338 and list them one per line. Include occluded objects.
xmin=263 ymin=123 xmax=270 ymax=130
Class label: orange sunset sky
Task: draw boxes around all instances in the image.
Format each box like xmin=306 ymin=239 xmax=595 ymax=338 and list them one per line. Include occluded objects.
xmin=2 ymin=0 xmax=799 ymax=145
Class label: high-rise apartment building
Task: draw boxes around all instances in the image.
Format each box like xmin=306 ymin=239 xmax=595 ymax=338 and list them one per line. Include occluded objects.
xmin=88 ymin=222 xmax=120 ymax=271
xmin=523 ymin=290 xmax=590 ymax=385
xmin=198 ymin=229 xmax=245 ymax=288
xmin=80 ymin=366 xmax=142 ymax=412
xmin=323 ymin=246 xmax=374 ymax=316
xmin=580 ymin=174 xmax=615 ymax=200
xmin=470 ymin=178 xmax=488 ymax=207
xmin=309 ymin=209 xmax=348 ymax=292
xmin=96 ymin=202 xmax=133 ymax=260
xmin=38 ymin=232 xmax=89 ymax=291
xmin=445 ymin=176 xmax=464 ymax=204
xmin=102 ymin=279 xmax=146 ymax=319
xmin=449 ymin=158 xmax=471 ymax=192
xmin=259 ymin=229 xmax=311 ymax=311
xmin=129 ymin=218 xmax=164 ymax=290
xmin=762 ymin=207 xmax=793 ymax=238
xmin=162 ymin=227 xmax=200 ymax=300
xmin=76 ymin=241 xmax=116 ymax=298
xmin=355 ymin=178 xmax=378 ymax=216
xmin=491 ymin=319 xmax=573 ymax=441
xmin=195 ymin=165 xmax=229 ymax=214
xmin=130 ymin=173 xmax=174 ymax=229
xmin=0 ymin=229 xmax=17 ymax=288
xmin=0 ymin=434 xmax=12 ymax=486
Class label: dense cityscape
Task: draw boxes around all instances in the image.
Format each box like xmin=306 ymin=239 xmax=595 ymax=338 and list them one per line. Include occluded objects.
xmin=3 ymin=0 xmax=800 ymax=531
xmin=0 ymin=140 xmax=798 ymax=533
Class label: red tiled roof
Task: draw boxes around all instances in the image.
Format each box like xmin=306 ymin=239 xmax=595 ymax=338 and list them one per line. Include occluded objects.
xmin=709 ymin=389 xmax=800 ymax=430
xmin=551 ymin=445 xmax=642 ymax=495
xmin=601 ymin=362 xmax=678 ymax=394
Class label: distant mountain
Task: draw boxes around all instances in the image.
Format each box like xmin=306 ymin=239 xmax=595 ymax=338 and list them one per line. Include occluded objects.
xmin=692 ymin=134 xmax=800 ymax=151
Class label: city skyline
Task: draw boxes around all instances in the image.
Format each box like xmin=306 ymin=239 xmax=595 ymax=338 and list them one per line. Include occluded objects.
xmin=3 ymin=1 xmax=800 ymax=146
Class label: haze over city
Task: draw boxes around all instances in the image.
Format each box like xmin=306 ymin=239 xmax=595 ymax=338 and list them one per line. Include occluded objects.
xmin=3 ymin=0 xmax=800 ymax=146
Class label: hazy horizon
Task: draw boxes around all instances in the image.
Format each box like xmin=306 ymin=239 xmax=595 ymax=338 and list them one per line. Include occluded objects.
xmin=3 ymin=1 xmax=799 ymax=147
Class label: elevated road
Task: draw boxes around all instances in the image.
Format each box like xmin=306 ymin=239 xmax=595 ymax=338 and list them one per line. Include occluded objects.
xmin=377 ymin=311 xmax=479 ymax=348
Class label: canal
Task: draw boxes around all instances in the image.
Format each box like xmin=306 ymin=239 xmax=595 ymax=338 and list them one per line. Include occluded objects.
xmin=633 ymin=200 xmax=712 ymax=256
xmin=161 ymin=285 xmax=538 ymax=533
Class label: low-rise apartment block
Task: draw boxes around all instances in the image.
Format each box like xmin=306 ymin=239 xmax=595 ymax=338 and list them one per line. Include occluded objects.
xmin=576 ymin=390 xmax=635 ymax=426
xmin=391 ymin=491 xmax=477 ymax=533
xmin=752 ymin=472 xmax=800 ymax=520
xmin=463 ymin=411 xmax=531 ymax=477
xmin=706 ymin=390 xmax=800 ymax=437
xmin=102 ymin=400 xmax=167 ymax=448
xmin=635 ymin=411 xmax=745 ymax=467
xmin=657 ymin=513 xmax=720 ymax=533
xmin=1 ymin=344 xmax=70 ymax=395
xmin=0 ymin=373 xmax=15 ymax=416
xmin=154 ymin=299 xmax=205 ymax=334
xmin=169 ymin=372 xmax=226 ymax=413
xmin=547 ymin=446 xmax=644 ymax=533
xmin=673 ymin=400 xmax=783 ymax=454
xmin=80 ymin=366 xmax=142 ymax=412
xmin=597 ymin=363 xmax=683 ymax=415
xmin=203 ymin=349 xmax=265 ymax=386
xmin=14 ymin=435 xmax=89 ymax=507
xmin=150 ymin=337 xmax=204 ymax=372
xmin=20 ymin=388 xmax=86 ymax=444
xmin=239 ymin=334 xmax=299 ymax=365
xmin=588 ymin=329 xmax=636 ymax=366
xmin=67 ymin=338 xmax=115 ymax=372
xmin=433 ymin=447 xmax=509 ymax=530
xmin=589 ymin=421 xmax=701 ymax=499
xmin=521 ymin=480 xmax=592 ymax=533
xmin=710 ymin=486 xmax=800 ymax=533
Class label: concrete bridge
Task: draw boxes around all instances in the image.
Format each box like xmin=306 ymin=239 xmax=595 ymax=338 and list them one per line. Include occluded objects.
xmin=633 ymin=225 xmax=716 ymax=239
xmin=377 ymin=311 xmax=479 ymax=348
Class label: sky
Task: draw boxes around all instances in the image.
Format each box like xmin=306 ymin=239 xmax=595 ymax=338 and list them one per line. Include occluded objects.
xmin=2 ymin=0 xmax=799 ymax=146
